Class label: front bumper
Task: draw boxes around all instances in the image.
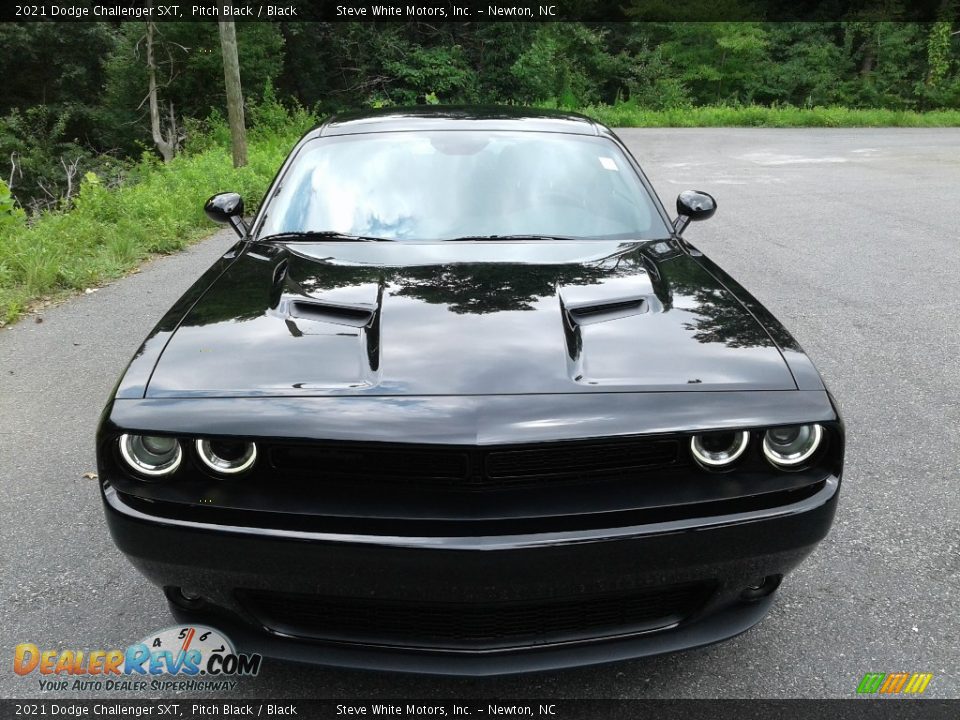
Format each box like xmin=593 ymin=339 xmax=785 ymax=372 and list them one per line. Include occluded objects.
xmin=102 ymin=475 xmax=839 ymax=675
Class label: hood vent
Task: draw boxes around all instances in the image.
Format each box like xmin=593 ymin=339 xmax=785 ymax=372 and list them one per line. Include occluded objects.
xmin=566 ymin=297 xmax=648 ymax=326
xmin=558 ymin=288 xmax=658 ymax=386
xmin=288 ymin=300 xmax=375 ymax=328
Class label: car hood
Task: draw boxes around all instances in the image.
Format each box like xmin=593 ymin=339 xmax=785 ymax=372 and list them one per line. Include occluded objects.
xmin=144 ymin=239 xmax=797 ymax=397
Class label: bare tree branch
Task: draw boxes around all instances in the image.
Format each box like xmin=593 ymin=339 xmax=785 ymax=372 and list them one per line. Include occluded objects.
xmin=36 ymin=181 xmax=57 ymax=201
xmin=146 ymin=12 xmax=177 ymax=163
xmin=60 ymin=156 xmax=80 ymax=205
xmin=8 ymin=152 xmax=22 ymax=190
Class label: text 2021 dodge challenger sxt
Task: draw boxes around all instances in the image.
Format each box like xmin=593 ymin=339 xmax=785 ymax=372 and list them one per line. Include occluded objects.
xmin=97 ymin=107 xmax=843 ymax=674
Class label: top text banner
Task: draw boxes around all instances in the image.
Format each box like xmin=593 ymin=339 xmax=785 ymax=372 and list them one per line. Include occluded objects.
xmin=5 ymin=0 xmax=956 ymax=22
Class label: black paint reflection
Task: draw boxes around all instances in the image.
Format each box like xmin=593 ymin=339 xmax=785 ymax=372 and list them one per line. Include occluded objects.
xmin=391 ymin=263 xmax=608 ymax=314
xmin=282 ymin=247 xmax=642 ymax=316
xmin=178 ymin=239 xmax=776 ymax=352
xmin=682 ymin=287 xmax=774 ymax=349
xmin=150 ymin=240 xmax=796 ymax=396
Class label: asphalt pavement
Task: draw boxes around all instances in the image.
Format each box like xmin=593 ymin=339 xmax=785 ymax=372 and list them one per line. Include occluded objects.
xmin=1 ymin=129 xmax=958 ymax=699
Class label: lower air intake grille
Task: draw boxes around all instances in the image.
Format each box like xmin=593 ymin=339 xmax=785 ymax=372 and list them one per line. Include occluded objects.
xmin=238 ymin=583 xmax=713 ymax=650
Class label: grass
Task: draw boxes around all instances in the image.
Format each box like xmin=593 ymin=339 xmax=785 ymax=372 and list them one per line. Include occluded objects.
xmin=2 ymin=101 xmax=958 ymax=325
xmin=578 ymin=102 xmax=960 ymax=128
xmin=0 ymin=108 xmax=315 ymax=325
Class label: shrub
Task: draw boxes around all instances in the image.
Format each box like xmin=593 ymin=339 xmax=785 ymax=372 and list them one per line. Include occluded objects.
xmin=0 ymin=116 xmax=314 ymax=324
xmin=577 ymin=102 xmax=960 ymax=128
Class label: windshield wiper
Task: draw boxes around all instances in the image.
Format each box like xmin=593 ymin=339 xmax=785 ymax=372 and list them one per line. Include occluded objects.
xmin=258 ymin=231 xmax=396 ymax=243
xmin=444 ymin=234 xmax=582 ymax=242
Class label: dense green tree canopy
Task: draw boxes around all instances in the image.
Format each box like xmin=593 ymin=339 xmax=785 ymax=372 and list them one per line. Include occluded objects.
xmin=1 ymin=19 xmax=957 ymax=209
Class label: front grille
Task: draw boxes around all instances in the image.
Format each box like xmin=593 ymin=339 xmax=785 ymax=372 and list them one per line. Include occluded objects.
xmin=238 ymin=583 xmax=712 ymax=650
xmin=486 ymin=439 xmax=678 ymax=479
xmin=269 ymin=436 xmax=680 ymax=490
xmin=271 ymin=445 xmax=469 ymax=481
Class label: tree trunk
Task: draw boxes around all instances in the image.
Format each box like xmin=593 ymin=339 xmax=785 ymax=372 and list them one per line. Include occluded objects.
xmin=146 ymin=16 xmax=176 ymax=163
xmin=218 ymin=6 xmax=247 ymax=169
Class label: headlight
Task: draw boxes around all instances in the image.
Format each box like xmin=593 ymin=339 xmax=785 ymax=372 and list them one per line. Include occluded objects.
xmin=690 ymin=430 xmax=749 ymax=469
xmin=762 ymin=424 xmax=824 ymax=468
xmin=119 ymin=434 xmax=182 ymax=478
xmin=195 ymin=439 xmax=257 ymax=475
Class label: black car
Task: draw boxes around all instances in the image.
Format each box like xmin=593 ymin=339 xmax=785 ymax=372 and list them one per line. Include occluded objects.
xmin=97 ymin=107 xmax=843 ymax=675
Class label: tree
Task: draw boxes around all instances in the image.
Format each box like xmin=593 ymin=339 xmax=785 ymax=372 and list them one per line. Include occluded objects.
xmin=146 ymin=17 xmax=178 ymax=163
xmin=511 ymin=23 xmax=631 ymax=106
xmin=218 ymin=5 xmax=247 ymax=168
xmin=926 ymin=16 xmax=954 ymax=87
xmin=100 ymin=21 xmax=281 ymax=156
xmin=0 ymin=23 xmax=117 ymax=118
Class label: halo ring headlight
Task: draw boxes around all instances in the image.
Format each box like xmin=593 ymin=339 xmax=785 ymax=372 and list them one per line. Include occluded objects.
xmin=762 ymin=424 xmax=824 ymax=468
xmin=119 ymin=434 xmax=182 ymax=478
xmin=690 ymin=430 xmax=750 ymax=469
xmin=195 ymin=439 xmax=257 ymax=475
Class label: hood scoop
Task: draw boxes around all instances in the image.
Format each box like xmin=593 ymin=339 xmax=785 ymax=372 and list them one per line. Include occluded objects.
xmin=558 ymin=272 xmax=660 ymax=330
xmin=286 ymin=299 xmax=376 ymax=328
xmin=565 ymin=296 xmax=649 ymax=325
xmin=559 ymin=273 xmax=659 ymax=319
xmin=263 ymin=259 xmax=384 ymax=383
xmin=558 ymin=273 xmax=666 ymax=386
xmin=272 ymin=255 xmax=382 ymax=329
xmin=147 ymin=240 xmax=798 ymax=397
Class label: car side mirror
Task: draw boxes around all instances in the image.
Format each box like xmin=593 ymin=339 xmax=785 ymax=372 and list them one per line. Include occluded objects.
xmin=674 ymin=190 xmax=716 ymax=236
xmin=204 ymin=192 xmax=248 ymax=239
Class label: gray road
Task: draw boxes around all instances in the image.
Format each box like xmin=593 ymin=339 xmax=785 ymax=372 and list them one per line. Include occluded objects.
xmin=2 ymin=129 xmax=958 ymax=700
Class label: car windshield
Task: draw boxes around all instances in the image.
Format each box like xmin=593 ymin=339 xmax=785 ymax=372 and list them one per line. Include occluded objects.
xmin=257 ymin=131 xmax=670 ymax=241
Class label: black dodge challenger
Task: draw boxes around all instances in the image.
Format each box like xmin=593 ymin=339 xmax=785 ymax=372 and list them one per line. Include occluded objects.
xmin=97 ymin=107 xmax=843 ymax=674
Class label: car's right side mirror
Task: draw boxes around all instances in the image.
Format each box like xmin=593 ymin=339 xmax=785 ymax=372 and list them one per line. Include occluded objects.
xmin=674 ymin=190 xmax=717 ymax=236
xmin=204 ymin=192 xmax=248 ymax=238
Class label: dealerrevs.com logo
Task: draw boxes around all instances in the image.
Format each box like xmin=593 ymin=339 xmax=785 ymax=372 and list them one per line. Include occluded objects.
xmin=14 ymin=625 xmax=262 ymax=692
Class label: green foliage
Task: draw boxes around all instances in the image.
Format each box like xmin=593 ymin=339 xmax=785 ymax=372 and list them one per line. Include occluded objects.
xmin=922 ymin=14 xmax=959 ymax=108
xmin=926 ymin=21 xmax=953 ymax=86
xmin=2 ymin=18 xmax=960 ymax=324
xmin=0 ymin=23 xmax=118 ymax=117
xmin=381 ymin=43 xmax=479 ymax=104
xmin=246 ymin=85 xmax=319 ymax=151
xmin=511 ymin=24 xmax=633 ymax=107
xmin=101 ymin=21 xmax=284 ymax=126
xmin=0 ymin=104 xmax=129 ymax=213
xmin=656 ymin=23 xmax=771 ymax=104
xmin=579 ymin=101 xmax=960 ymax=127
xmin=181 ymin=110 xmax=231 ymax=156
xmin=0 ymin=179 xmax=25 ymax=234
xmin=753 ymin=24 xmax=847 ymax=107
xmin=0 ymin=118 xmax=313 ymax=324
xmin=4 ymin=19 xmax=959 ymax=211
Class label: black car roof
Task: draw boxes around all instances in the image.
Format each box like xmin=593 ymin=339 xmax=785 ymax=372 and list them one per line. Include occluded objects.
xmin=312 ymin=106 xmax=605 ymax=138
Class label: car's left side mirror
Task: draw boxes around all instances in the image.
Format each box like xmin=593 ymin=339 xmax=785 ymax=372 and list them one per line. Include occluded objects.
xmin=204 ymin=192 xmax=248 ymax=239
xmin=673 ymin=190 xmax=716 ymax=236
